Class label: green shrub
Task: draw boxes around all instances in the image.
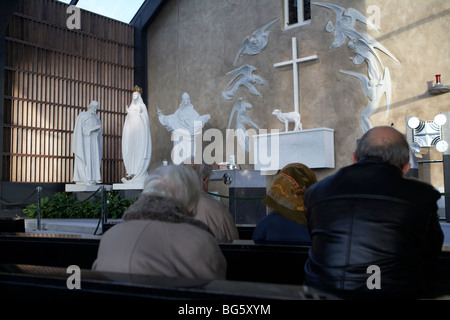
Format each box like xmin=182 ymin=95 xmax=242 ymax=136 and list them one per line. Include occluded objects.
xmin=24 ymin=190 xmax=136 ymax=220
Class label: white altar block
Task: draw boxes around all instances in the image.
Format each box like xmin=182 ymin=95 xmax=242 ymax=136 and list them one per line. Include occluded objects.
xmin=65 ymin=184 xmax=112 ymax=192
xmin=112 ymin=182 xmax=144 ymax=191
xmin=253 ymin=128 xmax=335 ymax=171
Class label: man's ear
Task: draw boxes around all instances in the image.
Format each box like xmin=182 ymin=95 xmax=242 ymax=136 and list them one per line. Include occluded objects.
xmin=352 ymin=152 xmax=358 ymax=163
xmin=402 ymin=162 xmax=411 ymax=175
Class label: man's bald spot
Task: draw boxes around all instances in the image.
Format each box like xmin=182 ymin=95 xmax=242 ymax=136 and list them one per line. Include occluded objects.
xmin=364 ymin=126 xmax=406 ymax=148
xmin=354 ymin=126 xmax=410 ymax=173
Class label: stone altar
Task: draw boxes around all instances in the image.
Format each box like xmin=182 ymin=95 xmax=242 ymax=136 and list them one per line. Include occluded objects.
xmin=253 ymin=128 xmax=335 ymax=172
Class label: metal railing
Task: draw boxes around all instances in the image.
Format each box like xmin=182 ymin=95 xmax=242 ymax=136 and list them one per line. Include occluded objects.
xmin=0 ymin=186 xmax=108 ymax=234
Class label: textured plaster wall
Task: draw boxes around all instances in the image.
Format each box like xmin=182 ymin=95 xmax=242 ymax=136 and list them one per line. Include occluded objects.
xmin=146 ymin=0 xmax=450 ymax=188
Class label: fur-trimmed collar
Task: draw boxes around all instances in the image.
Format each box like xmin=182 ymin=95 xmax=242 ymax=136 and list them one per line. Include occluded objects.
xmin=122 ymin=195 xmax=214 ymax=236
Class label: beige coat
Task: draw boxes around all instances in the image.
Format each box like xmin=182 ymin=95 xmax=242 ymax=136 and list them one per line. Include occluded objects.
xmin=92 ymin=219 xmax=227 ymax=281
xmin=195 ymin=192 xmax=239 ymax=243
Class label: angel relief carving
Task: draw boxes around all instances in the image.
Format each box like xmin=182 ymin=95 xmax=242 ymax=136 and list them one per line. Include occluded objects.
xmin=233 ymin=18 xmax=279 ymax=66
xmin=313 ymin=2 xmax=400 ymax=133
xmin=227 ymin=98 xmax=260 ymax=152
xmin=313 ymin=2 xmax=380 ymax=49
xmin=222 ymin=65 xmax=267 ymax=101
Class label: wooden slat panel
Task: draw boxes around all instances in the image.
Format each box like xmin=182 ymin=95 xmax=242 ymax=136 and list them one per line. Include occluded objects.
xmin=3 ymin=0 xmax=133 ymax=184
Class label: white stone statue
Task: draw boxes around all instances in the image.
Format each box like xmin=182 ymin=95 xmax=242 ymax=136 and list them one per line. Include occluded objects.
xmin=312 ymin=2 xmax=379 ymax=49
xmin=347 ymin=33 xmax=399 ymax=71
xmin=344 ymin=33 xmax=398 ymax=133
xmin=340 ymin=67 xmax=391 ymax=133
xmin=313 ymin=3 xmax=399 ymax=133
xmin=121 ymin=85 xmax=152 ymax=184
xmin=233 ymin=18 xmax=279 ymax=66
xmin=347 ymin=35 xmax=384 ymax=86
xmin=157 ymin=93 xmax=210 ymax=163
xmin=227 ymin=98 xmax=260 ymax=152
xmin=222 ymin=64 xmax=267 ymax=101
xmin=72 ymin=100 xmax=102 ymax=185
xmin=272 ymin=109 xmax=302 ymax=132
xmin=157 ymin=92 xmax=210 ymax=135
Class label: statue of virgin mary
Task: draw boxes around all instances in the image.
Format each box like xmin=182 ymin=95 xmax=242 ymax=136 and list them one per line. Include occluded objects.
xmin=121 ymin=85 xmax=152 ymax=184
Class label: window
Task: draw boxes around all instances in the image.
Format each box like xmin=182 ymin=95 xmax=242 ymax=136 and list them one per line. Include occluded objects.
xmin=284 ymin=0 xmax=311 ymax=29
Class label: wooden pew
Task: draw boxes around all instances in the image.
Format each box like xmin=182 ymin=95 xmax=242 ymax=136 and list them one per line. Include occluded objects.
xmin=1 ymin=232 xmax=450 ymax=297
xmin=220 ymin=241 xmax=309 ymax=285
xmin=0 ymin=218 xmax=25 ymax=233
xmin=0 ymin=263 xmax=335 ymax=300
xmin=0 ymin=233 xmax=100 ymax=269
xmin=0 ymin=233 xmax=309 ymax=285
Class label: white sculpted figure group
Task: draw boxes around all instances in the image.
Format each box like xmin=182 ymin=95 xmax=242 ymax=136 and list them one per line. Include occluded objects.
xmin=72 ymin=100 xmax=102 ymax=185
xmin=121 ymin=86 xmax=152 ymax=184
xmin=71 ymin=86 xmax=153 ymax=189
xmin=157 ymin=92 xmax=210 ymax=163
xmin=71 ymin=6 xmax=398 ymax=180
xmin=221 ymin=18 xmax=281 ymax=152
xmin=313 ymin=2 xmax=399 ymax=133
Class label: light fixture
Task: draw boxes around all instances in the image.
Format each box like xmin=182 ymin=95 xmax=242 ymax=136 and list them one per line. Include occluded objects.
xmin=434 ymin=114 xmax=447 ymax=126
xmin=408 ymin=114 xmax=448 ymax=153
xmin=410 ymin=142 xmax=421 ymax=153
xmin=407 ymin=116 xmax=421 ymax=129
xmin=436 ymin=140 xmax=449 ymax=153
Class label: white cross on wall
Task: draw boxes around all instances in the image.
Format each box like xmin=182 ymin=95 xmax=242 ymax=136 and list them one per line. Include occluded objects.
xmin=274 ymin=37 xmax=318 ymax=114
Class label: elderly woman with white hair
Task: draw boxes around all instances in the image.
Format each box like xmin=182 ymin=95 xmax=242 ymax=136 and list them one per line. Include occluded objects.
xmin=92 ymin=165 xmax=227 ymax=281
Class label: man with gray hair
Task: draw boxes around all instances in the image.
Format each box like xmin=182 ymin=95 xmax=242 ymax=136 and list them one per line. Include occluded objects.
xmin=303 ymin=126 xmax=443 ymax=299
xmin=183 ymin=159 xmax=239 ymax=243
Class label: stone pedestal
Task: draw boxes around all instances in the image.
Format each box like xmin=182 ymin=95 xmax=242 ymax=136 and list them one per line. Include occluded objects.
xmin=112 ymin=183 xmax=143 ymax=201
xmin=253 ymin=128 xmax=335 ymax=171
xmin=65 ymin=184 xmax=112 ymax=193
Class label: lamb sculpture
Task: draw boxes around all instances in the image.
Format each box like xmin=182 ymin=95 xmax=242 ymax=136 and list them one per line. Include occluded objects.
xmin=272 ymin=109 xmax=302 ymax=132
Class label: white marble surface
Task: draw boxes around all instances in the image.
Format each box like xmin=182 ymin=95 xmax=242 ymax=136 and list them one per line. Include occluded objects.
xmin=65 ymin=184 xmax=111 ymax=192
xmin=253 ymin=128 xmax=335 ymax=171
xmin=112 ymin=183 xmax=144 ymax=191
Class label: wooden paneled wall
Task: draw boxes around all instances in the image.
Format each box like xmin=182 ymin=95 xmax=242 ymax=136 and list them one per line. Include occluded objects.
xmin=2 ymin=0 xmax=134 ymax=184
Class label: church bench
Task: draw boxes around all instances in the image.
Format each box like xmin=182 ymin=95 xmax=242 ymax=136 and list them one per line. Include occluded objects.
xmin=1 ymin=232 xmax=450 ymax=294
xmin=0 ymin=233 xmax=309 ymax=285
xmin=0 ymin=263 xmax=334 ymax=300
xmin=220 ymin=241 xmax=310 ymax=285
xmin=0 ymin=233 xmax=100 ymax=269
xmin=0 ymin=218 xmax=25 ymax=233
xmin=236 ymin=225 xmax=256 ymax=240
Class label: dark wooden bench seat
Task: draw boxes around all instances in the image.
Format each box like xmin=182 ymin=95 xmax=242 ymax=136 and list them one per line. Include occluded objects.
xmin=0 ymin=263 xmax=334 ymax=300
xmin=1 ymin=233 xmax=450 ymax=299
xmin=0 ymin=233 xmax=310 ymax=285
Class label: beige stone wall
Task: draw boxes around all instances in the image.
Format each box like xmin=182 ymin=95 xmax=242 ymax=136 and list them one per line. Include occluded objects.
xmin=146 ymin=0 xmax=450 ymax=189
